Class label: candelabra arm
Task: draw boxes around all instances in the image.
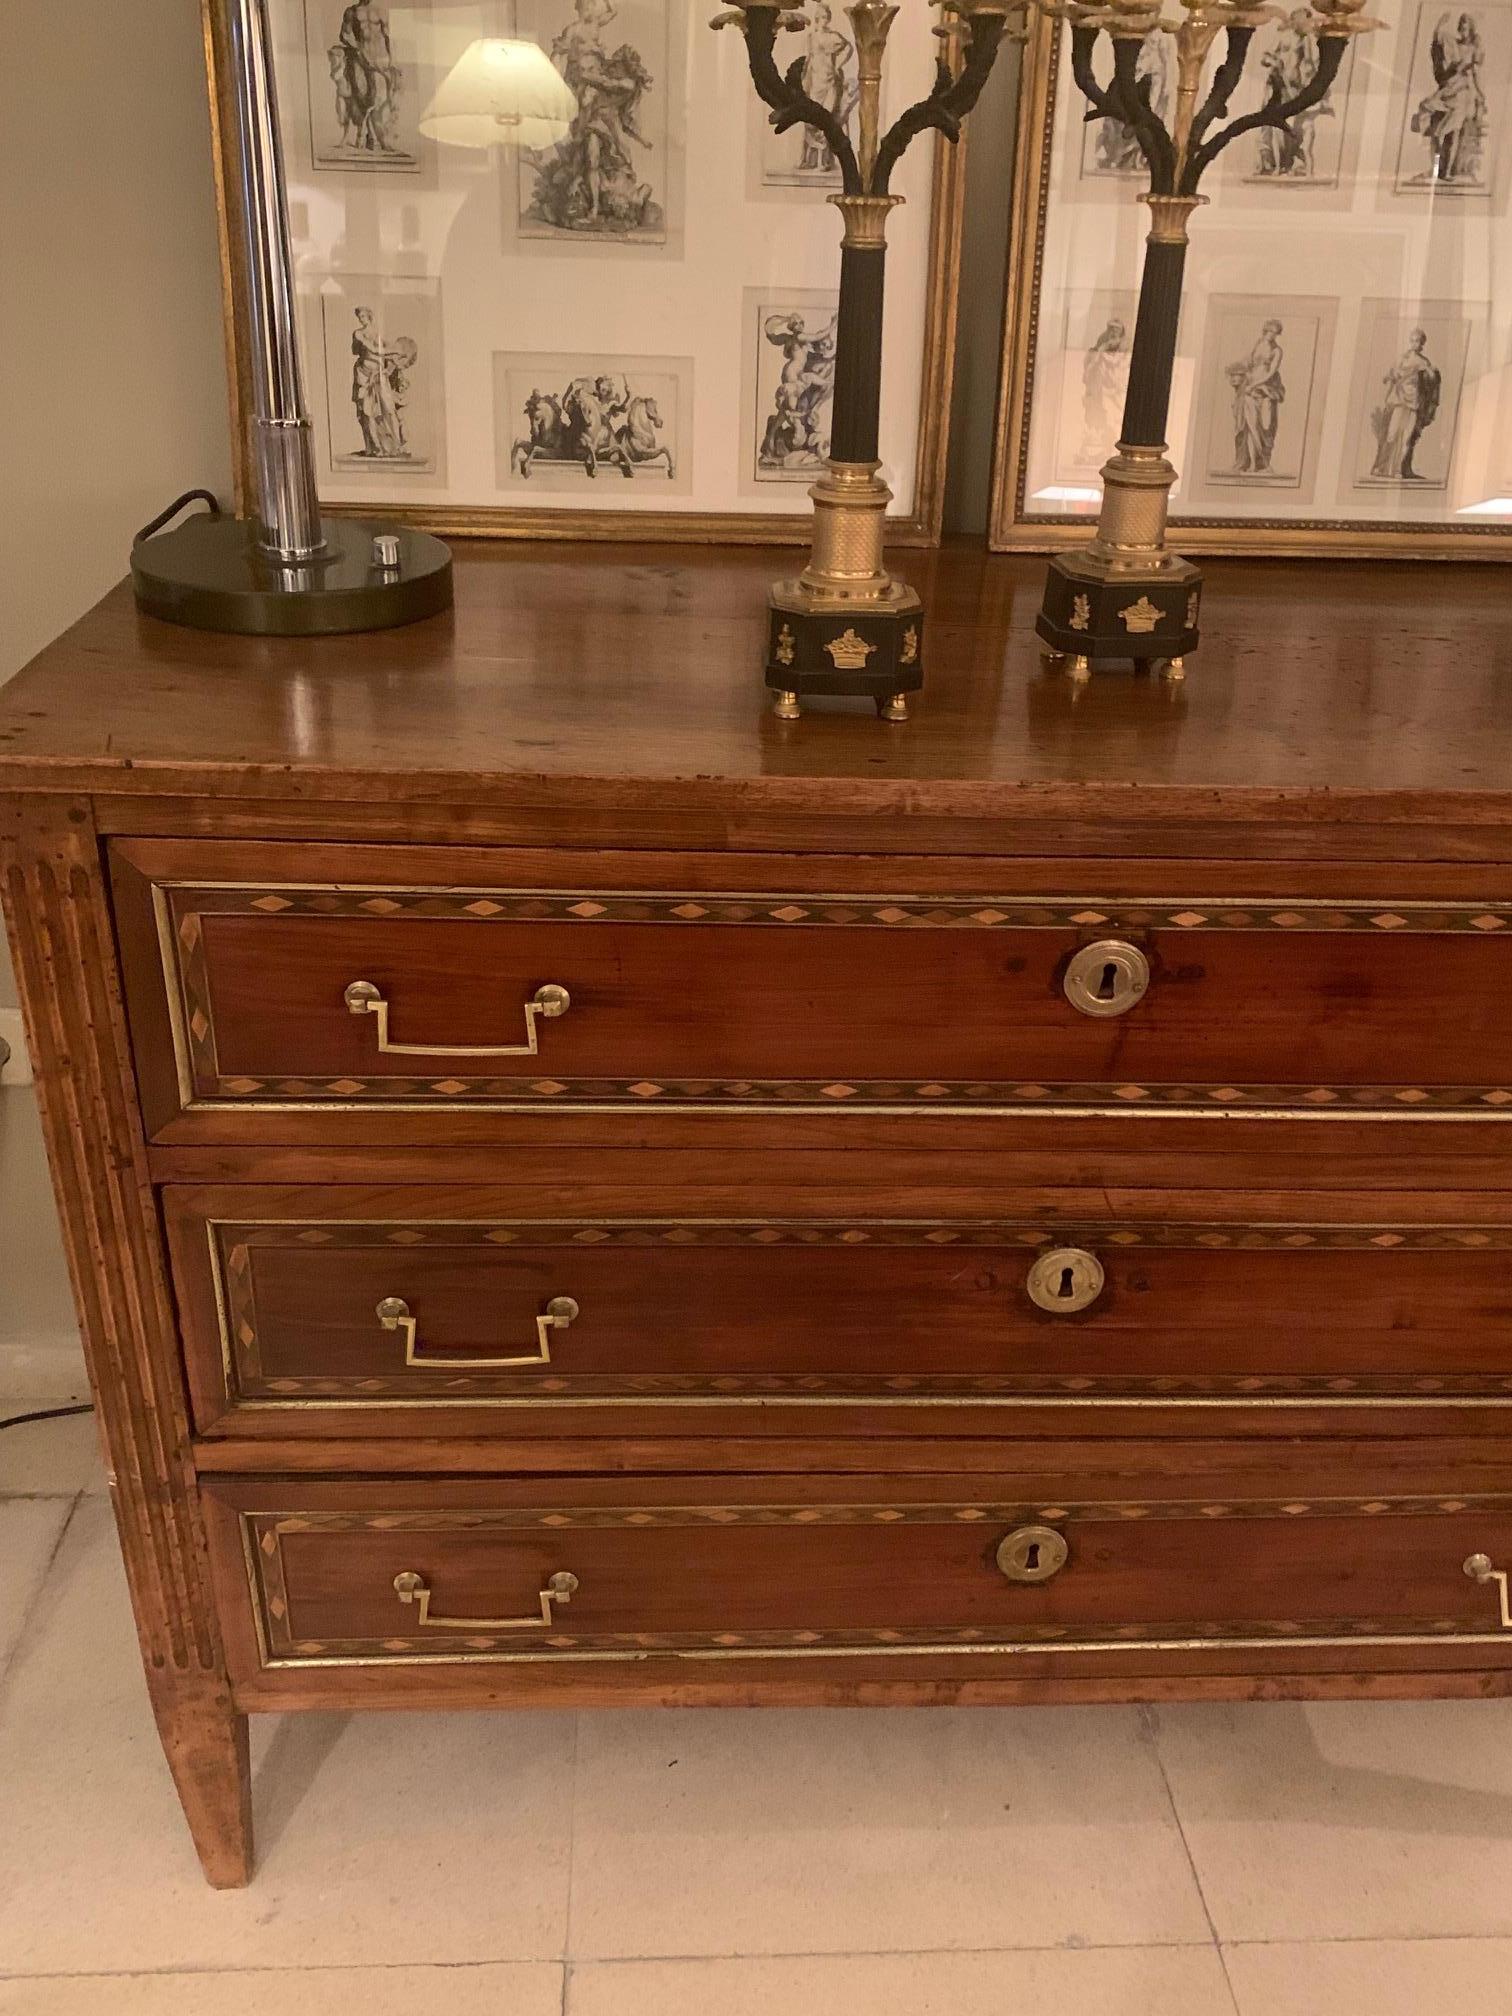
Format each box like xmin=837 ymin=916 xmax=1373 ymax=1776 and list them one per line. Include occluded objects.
xmin=714 ymin=2 xmax=862 ymax=189
xmin=1183 ymin=25 xmax=1256 ymax=164
xmin=1109 ymin=31 xmax=1176 ymax=188
xmin=1183 ymin=31 xmax=1348 ymax=187
xmin=1069 ymin=23 xmax=1129 ymax=124
xmin=873 ymin=8 xmax=1016 ymax=193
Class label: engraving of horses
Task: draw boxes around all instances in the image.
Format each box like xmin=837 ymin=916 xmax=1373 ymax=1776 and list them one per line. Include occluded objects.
xmin=511 ymin=389 xmax=568 ymax=477
xmin=620 ymin=393 xmax=674 ymax=476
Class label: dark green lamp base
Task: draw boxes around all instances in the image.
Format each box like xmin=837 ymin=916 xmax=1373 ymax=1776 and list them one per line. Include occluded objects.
xmin=131 ymin=514 xmax=453 ymax=637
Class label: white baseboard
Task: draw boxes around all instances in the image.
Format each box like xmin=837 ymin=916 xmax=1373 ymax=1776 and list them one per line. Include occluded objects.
xmin=0 ymin=1334 xmax=90 ymax=1402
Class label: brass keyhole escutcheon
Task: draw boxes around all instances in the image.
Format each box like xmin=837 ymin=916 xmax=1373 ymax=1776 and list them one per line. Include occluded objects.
xmin=996 ymin=1525 xmax=1070 ymax=1584
xmin=1063 ymin=939 xmax=1150 ymax=1018
xmin=1026 ymin=1247 xmax=1106 ymax=1314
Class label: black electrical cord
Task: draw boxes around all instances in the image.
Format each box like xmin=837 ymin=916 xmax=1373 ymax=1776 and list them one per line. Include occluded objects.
xmin=133 ymin=488 xmax=222 ymax=548
xmin=0 ymin=1402 xmax=93 ymax=1432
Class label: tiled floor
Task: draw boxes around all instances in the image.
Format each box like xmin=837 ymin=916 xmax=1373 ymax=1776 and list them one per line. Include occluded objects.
xmin=3 ymin=1410 xmax=1511 ymax=2013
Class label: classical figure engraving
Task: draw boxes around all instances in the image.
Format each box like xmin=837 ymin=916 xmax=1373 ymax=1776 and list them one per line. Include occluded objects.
xmin=511 ymin=371 xmax=676 ymax=478
xmin=305 ymin=0 xmax=420 ymax=170
xmin=758 ymin=312 xmax=838 ymax=473
xmin=757 ymin=0 xmax=858 ymax=187
xmin=1078 ymin=317 xmax=1129 ymax=463
xmin=523 ymin=0 xmax=665 ymax=237
xmin=797 ymin=4 xmax=856 ymax=173
xmin=348 ymin=306 xmax=420 ymax=460
xmin=329 ymin=0 xmax=405 ymax=157
xmin=321 ymin=280 xmax=442 ymax=477
xmin=1227 ymin=320 xmax=1286 ymax=475
xmin=1253 ymin=12 xmax=1338 ymax=177
xmin=1369 ymin=328 xmax=1442 ymax=481
xmin=1197 ymin=296 xmax=1328 ymax=502
xmin=1406 ymin=10 xmax=1489 ymax=187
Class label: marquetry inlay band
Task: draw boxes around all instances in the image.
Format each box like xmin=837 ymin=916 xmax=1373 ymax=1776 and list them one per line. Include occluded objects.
xmin=217 ymin=1219 xmax=1512 ymax=1253
xmin=212 ymin=1217 xmax=1512 ymax=1411
xmin=168 ymin=887 xmax=1512 ymax=933
xmin=255 ymin=1495 xmax=1512 ymax=1533
xmin=155 ymin=882 xmax=1512 ymax=1118
xmin=240 ymin=1497 xmax=1512 ymax=1669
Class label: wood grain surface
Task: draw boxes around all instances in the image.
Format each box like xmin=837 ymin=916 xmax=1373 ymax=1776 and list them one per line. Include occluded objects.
xmin=0 ymin=547 xmax=1506 ymax=838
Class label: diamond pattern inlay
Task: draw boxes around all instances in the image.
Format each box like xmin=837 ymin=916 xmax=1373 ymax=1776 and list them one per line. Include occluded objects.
xmin=165 ymin=881 xmax=1512 ymax=1119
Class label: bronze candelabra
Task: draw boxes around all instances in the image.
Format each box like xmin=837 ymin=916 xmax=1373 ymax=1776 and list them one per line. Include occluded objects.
xmin=1037 ymin=0 xmax=1376 ymax=681
xmin=716 ymin=0 xmax=1023 ymax=717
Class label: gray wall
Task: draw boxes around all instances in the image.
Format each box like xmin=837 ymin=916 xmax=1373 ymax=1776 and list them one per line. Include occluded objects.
xmin=0 ymin=0 xmax=231 ymax=1397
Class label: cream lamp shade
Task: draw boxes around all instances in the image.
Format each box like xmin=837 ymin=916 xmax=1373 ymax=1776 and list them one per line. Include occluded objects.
xmin=419 ymin=37 xmax=576 ymax=150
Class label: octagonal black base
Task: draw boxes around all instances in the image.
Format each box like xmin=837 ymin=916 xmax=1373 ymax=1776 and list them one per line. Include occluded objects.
xmin=765 ymin=582 xmax=923 ymax=716
xmin=1036 ymin=550 xmax=1202 ymax=668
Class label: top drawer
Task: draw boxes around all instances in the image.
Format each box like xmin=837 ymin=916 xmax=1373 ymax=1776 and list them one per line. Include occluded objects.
xmin=111 ymin=840 xmax=1512 ymax=1140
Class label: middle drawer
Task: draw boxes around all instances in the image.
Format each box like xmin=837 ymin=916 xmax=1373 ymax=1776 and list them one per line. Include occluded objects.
xmin=166 ymin=1186 xmax=1512 ymax=1438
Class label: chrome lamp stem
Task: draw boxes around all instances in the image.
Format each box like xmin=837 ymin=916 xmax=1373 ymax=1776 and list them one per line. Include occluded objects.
xmin=228 ymin=0 xmax=327 ymax=564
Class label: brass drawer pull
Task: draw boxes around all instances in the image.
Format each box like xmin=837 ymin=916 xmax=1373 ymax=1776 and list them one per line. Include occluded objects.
xmin=1464 ymin=1553 xmax=1512 ymax=1627
xmin=378 ymin=1294 xmax=579 ymax=1368
xmin=344 ymin=979 xmax=570 ymax=1056
xmin=1026 ymin=1247 xmax=1106 ymax=1314
xmin=1063 ymin=940 xmax=1150 ymax=1018
xmin=996 ymin=1525 xmax=1070 ymax=1583
xmin=394 ymin=1568 xmax=579 ymax=1630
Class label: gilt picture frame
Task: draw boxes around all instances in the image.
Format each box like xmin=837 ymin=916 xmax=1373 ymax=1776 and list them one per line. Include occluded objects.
xmin=989 ymin=7 xmax=1512 ymax=558
xmin=200 ymin=0 xmax=965 ymax=544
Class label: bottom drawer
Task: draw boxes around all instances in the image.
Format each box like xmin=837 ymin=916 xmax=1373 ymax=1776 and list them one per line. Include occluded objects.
xmin=207 ymin=1472 xmax=1512 ymax=1680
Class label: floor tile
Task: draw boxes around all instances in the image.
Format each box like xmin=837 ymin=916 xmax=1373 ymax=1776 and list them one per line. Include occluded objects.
xmin=0 ymin=1964 xmax=564 ymax=2016
xmin=568 ymin=1947 xmax=1235 ymax=2015
xmin=569 ymin=1705 xmax=1212 ymax=1959
xmin=1154 ymin=1699 xmax=1512 ymax=1941
xmin=0 ymin=1497 xmax=72 ymax=1673
xmin=1226 ymin=1937 xmax=1512 ymax=2016
xmin=0 ymin=1406 xmax=104 ymax=1496
xmin=0 ymin=1502 xmax=575 ymax=1974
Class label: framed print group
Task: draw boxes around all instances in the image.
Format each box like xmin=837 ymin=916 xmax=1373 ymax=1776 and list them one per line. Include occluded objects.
xmin=201 ymin=0 xmax=963 ymax=541
xmin=990 ymin=5 xmax=1512 ymax=558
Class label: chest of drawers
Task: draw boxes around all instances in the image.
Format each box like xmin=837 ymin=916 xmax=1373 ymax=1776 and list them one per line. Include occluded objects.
xmin=5 ymin=544 xmax=1512 ymax=1887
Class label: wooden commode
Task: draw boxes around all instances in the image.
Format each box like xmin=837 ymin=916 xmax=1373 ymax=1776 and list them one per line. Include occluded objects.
xmin=4 ymin=542 xmax=1512 ymax=1887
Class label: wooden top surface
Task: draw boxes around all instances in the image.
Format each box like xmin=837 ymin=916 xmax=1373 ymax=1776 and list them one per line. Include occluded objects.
xmin=2 ymin=542 xmax=1509 ymax=830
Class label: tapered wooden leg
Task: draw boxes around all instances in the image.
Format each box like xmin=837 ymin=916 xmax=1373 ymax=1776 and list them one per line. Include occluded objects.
xmin=151 ymin=1681 xmax=254 ymax=1887
xmin=2 ymin=800 xmax=252 ymax=1889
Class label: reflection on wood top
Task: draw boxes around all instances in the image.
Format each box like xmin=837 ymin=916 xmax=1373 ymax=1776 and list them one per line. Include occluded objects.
xmin=0 ymin=542 xmax=1508 ymax=821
